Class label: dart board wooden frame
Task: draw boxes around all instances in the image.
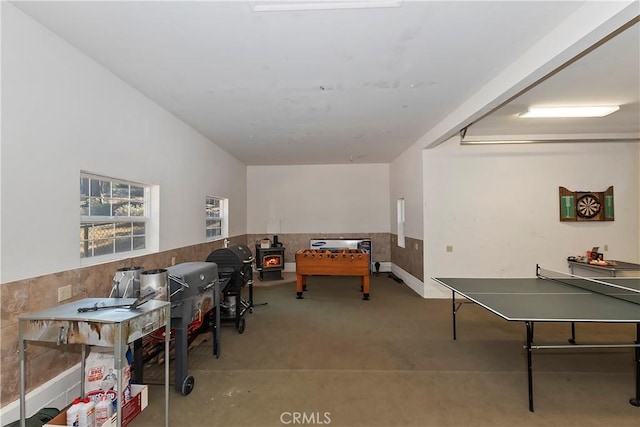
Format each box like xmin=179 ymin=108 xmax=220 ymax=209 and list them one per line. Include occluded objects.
xmin=559 ymin=186 xmax=614 ymax=222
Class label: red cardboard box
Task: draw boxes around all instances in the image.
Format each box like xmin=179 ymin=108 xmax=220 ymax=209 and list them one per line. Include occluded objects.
xmin=45 ymin=385 xmax=148 ymax=427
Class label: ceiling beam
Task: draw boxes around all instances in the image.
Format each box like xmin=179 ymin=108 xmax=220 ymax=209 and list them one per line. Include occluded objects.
xmin=420 ymin=1 xmax=640 ymax=150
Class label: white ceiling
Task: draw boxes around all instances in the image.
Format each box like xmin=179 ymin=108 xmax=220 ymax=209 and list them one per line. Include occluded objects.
xmin=466 ymin=17 xmax=640 ymax=142
xmin=11 ymin=1 xmax=640 ymax=165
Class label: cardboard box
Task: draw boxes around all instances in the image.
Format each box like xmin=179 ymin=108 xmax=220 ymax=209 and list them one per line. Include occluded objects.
xmin=46 ymin=385 xmax=148 ymax=427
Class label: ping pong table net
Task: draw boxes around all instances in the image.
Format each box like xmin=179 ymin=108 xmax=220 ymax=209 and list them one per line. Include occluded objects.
xmin=536 ymin=266 xmax=640 ymax=305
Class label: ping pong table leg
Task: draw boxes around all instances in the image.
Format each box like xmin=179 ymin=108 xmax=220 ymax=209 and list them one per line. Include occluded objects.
xmin=525 ymin=321 xmax=535 ymax=412
xmin=568 ymin=322 xmax=576 ymax=344
xmin=451 ymin=290 xmax=457 ymax=340
xmin=631 ymin=323 xmax=640 ymax=407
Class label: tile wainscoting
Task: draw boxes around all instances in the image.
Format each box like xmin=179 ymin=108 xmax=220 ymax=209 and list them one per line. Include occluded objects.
xmin=390 ymin=234 xmax=424 ymax=282
xmin=0 ymin=232 xmax=424 ymax=413
xmin=246 ymin=233 xmax=391 ymax=271
xmin=0 ymin=235 xmax=246 ymax=409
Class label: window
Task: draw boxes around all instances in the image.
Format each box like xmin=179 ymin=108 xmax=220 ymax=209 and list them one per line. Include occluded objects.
xmin=206 ymin=196 xmax=228 ymax=240
xmin=80 ymin=172 xmax=148 ymax=259
xmin=397 ymin=198 xmax=405 ymax=248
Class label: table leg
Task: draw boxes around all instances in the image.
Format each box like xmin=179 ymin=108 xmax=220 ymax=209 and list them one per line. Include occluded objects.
xmin=81 ymin=344 xmax=87 ymax=396
xmin=568 ymin=322 xmax=576 ymax=344
xmin=296 ymin=274 xmax=304 ymax=299
xmin=452 ymin=291 xmax=457 ymax=340
xmin=361 ymin=275 xmax=370 ymax=300
xmin=526 ymin=321 xmax=535 ymax=412
xmin=19 ymin=328 xmax=26 ymax=427
xmin=115 ymin=323 xmax=124 ymax=427
xmin=630 ymin=323 xmax=640 ymax=407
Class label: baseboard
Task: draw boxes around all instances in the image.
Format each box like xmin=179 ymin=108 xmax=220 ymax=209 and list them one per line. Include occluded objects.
xmin=0 ymin=364 xmax=81 ymax=425
xmin=389 ymin=265 xmax=448 ymax=299
xmin=389 ymin=264 xmax=422 ymax=296
xmin=424 ymin=277 xmax=452 ymax=299
xmin=284 ymin=261 xmax=446 ymax=299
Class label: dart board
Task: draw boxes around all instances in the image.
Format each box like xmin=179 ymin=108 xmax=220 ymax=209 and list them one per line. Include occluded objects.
xmin=559 ymin=186 xmax=614 ymax=222
xmin=576 ymin=193 xmax=601 ymax=219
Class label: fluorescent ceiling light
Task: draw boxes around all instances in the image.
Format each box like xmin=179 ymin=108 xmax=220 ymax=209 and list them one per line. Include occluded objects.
xmin=459 ymin=132 xmax=640 ymax=145
xmin=518 ymin=106 xmax=620 ymax=118
xmin=251 ymin=1 xmax=402 ymax=12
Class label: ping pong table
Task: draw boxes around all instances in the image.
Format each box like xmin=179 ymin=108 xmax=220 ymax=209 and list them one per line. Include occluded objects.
xmin=432 ymin=265 xmax=640 ymax=412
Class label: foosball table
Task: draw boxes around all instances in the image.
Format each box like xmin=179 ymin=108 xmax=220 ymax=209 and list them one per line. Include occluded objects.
xmin=295 ymin=249 xmax=371 ymax=300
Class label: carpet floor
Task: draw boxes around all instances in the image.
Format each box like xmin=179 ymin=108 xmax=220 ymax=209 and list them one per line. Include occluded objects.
xmin=130 ymin=274 xmax=640 ymax=426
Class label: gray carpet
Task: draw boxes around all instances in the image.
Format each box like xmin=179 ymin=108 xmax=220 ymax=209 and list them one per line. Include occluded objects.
xmin=131 ymin=275 xmax=639 ymax=426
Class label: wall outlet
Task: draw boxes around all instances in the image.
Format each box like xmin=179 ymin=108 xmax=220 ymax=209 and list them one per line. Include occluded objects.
xmin=58 ymin=285 xmax=72 ymax=302
xmin=414 ymin=243 xmax=419 ymax=251
xmin=446 ymin=245 xmax=453 ymax=253
xmin=171 ymin=256 xmax=176 ymax=266
xmin=603 ymin=244 xmax=608 ymax=252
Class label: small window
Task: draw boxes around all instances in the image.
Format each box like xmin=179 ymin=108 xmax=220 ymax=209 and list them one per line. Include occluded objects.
xmin=397 ymin=198 xmax=405 ymax=248
xmin=206 ymin=196 xmax=228 ymax=240
xmin=80 ymin=172 xmax=148 ymax=259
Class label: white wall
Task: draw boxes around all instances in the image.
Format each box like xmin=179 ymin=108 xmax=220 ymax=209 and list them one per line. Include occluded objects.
xmin=247 ymin=164 xmax=390 ymax=234
xmin=389 ymin=140 xmax=423 ymax=239
xmin=1 ymin=4 xmax=247 ymax=283
xmin=423 ymin=137 xmax=640 ymax=294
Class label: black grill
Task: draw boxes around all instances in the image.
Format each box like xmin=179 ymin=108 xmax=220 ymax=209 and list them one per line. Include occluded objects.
xmin=206 ymin=244 xmax=253 ymax=290
xmin=167 ymin=262 xmax=218 ymax=315
xmin=206 ymin=244 xmax=255 ymax=333
xmin=167 ymin=262 xmax=219 ymax=395
xmin=134 ymin=262 xmax=219 ymax=396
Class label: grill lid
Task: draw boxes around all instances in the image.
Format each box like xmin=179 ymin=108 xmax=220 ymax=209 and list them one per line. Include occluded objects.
xmin=206 ymin=243 xmax=254 ymax=267
xmin=167 ymin=262 xmax=219 ymax=299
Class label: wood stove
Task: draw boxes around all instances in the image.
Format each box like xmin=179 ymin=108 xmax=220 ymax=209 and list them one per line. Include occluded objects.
xmin=255 ymin=245 xmax=285 ymax=281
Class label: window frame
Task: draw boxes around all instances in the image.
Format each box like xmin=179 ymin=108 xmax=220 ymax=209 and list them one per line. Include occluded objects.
xmin=80 ymin=172 xmax=150 ymax=262
xmin=397 ymin=198 xmax=405 ymax=248
xmin=205 ymin=196 xmax=228 ymax=241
